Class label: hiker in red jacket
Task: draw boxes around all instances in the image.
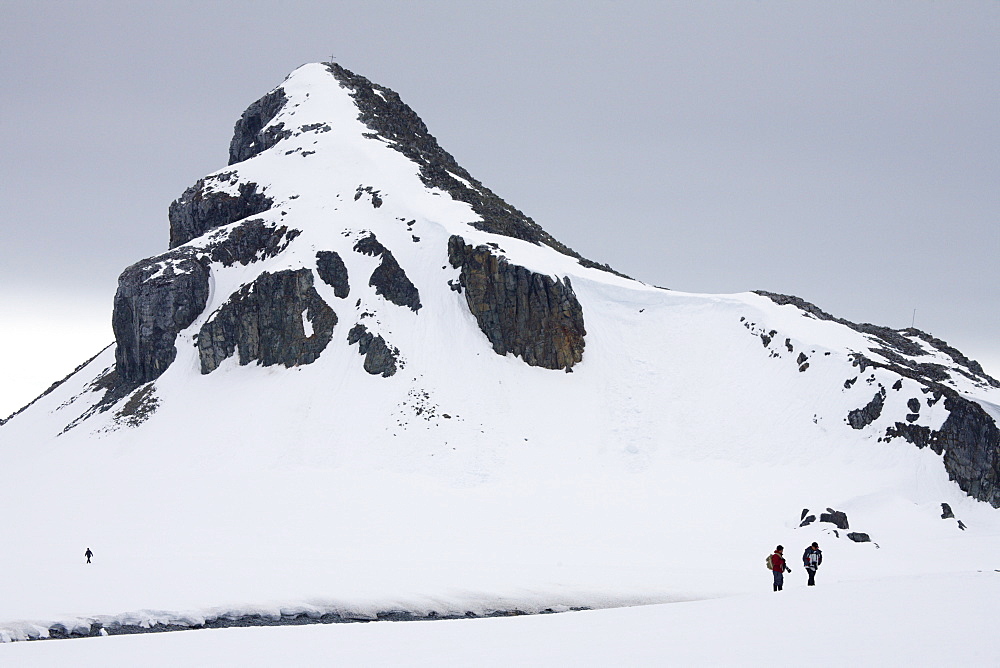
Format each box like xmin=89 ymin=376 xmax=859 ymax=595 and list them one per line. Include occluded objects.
xmin=769 ymin=545 xmax=791 ymax=591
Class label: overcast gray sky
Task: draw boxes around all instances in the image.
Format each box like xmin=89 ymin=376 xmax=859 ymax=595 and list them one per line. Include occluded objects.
xmin=2 ymin=0 xmax=997 ymax=415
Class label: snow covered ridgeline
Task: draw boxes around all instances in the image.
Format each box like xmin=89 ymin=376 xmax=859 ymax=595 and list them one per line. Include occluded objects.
xmin=752 ymin=291 xmax=1000 ymax=506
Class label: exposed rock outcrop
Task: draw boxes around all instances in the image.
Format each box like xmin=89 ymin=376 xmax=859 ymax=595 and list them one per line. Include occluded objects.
xmin=848 ymin=388 xmax=886 ymax=429
xmin=316 ymin=251 xmax=350 ymax=298
xmin=112 ymin=249 xmax=211 ymax=392
xmin=205 ymin=219 xmax=301 ymax=267
xmin=113 ymin=383 xmax=159 ymax=428
xmin=819 ymin=509 xmax=850 ymax=530
xmin=448 ymin=235 xmax=585 ymax=371
xmin=353 ymin=234 xmax=421 ymax=311
xmin=197 ymin=269 xmax=337 ymax=373
xmin=229 ymin=87 xmax=292 ymax=165
xmin=168 ymin=177 xmax=273 ymax=248
xmin=347 ymin=324 xmax=399 ymax=377
xmin=884 ymin=394 xmax=1000 ymax=507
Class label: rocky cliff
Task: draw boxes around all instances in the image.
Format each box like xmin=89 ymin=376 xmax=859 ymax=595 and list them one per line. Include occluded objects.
xmin=112 ymin=248 xmax=210 ymax=394
xmin=102 ymin=62 xmax=595 ymax=409
xmin=448 ymin=236 xmax=585 ymax=371
xmin=197 ymin=269 xmax=337 ymax=374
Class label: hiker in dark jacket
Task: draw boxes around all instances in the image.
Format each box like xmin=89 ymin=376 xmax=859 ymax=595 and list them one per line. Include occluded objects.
xmin=803 ymin=542 xmax=822 ymax=586
xmin=769 ymin=545 xmax=791 ymax=591
xmin=85 ymin=548 xmax=93 ymax=564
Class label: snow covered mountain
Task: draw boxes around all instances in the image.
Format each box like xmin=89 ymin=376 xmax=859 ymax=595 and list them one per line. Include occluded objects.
xmin=1 ymin=62 xmax=999 ymax=642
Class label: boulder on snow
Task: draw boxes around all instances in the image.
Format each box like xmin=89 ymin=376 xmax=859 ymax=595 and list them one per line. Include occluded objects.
xmin=820 ymin=509 xmax=850 ymax=530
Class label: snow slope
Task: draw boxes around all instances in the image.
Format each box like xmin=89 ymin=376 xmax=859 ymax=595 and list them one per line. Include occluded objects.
xmin=1 ymin=63 xmax=998 ymax=651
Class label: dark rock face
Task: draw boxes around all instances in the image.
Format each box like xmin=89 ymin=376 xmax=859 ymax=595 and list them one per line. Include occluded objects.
xmin=197 ymin=269 xmax=337 ymax=373
xmin=819 ymin=509 xmax=850 ymax=530
xmin=941 ymin=503 xmax=955 ymax=519
xmin=325 ymin=63 xmax=627 ymax=279
xmin=882 ymin=392 xmax=1000 ymax=508
xmin=848 ymin=388 xmax=886 ymax=429
xmin=112 ymin=249 xmax=211 ymax=392
xmin=205 ymin=219 xmax=301 ymax=267
xmin=885 ymin=422 xmax=933 ymax=449
xmin=347 ymin=324 xmax=398 ymax=377
xmin=353 ymin=234 xmax=421 ymax=311
xmin=799 ymin=514 xmax=816 ymax=527
xmin=448 ymin=235 xmax=585 ymax=371
xmin=229 ymin=88 xmax=292 ymax=165
xmin=934 ymin=396 xmax=1000 ymax=507
xmin=169 ymin=178 xmax=273 ymax=248
xmin=846 ymin=532 xmax=871 ymax=543
xmin=316 ymin=251 xmax=350 ymax=298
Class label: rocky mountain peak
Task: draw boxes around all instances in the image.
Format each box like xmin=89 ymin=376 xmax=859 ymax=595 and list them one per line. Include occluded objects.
xmin=107 ymin=62 xmax=598 ymax=410
xmin=12 ymin=63 xmax=999 ymax=511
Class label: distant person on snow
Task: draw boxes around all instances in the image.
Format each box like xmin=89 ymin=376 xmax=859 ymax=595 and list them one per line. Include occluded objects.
xmin=85 ymin=548 xmax=93 ymax=564
xmin=767 ymin=545 xmax=791 ymax=591
xmin=803 ymin=542 xmax=822 ymax=586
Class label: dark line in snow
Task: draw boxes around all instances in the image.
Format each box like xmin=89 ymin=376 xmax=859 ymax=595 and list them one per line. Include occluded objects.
xmin=15 ymin=606 xmax=591 ymax=643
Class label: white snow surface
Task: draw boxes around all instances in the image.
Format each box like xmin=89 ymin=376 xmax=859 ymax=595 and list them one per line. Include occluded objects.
xmin=2 ymin=63 xmax=999 ymax=660
xmin=6 ymin=572 xmax=1000 ymax=666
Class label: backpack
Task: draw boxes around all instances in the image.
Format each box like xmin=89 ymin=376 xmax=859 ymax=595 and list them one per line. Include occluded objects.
xmin=766 ymin=554 xmax=774 ymax=570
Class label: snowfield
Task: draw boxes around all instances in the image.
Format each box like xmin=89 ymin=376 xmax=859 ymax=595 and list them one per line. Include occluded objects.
xmin=2 ymin=63 xmax=999 ymax=663
xmin=6 ymin=573 xmax=1000 ymax=666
